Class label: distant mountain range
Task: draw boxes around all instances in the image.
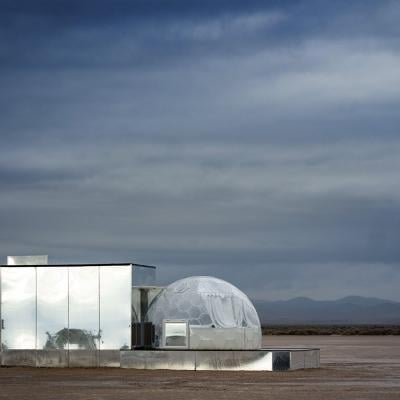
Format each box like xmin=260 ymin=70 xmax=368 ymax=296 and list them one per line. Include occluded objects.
xmin=252 ymin=296 xmax=400 ymax=325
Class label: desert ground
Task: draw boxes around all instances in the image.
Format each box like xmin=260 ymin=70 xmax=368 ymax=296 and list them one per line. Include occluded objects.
xmin=0 ymin=336 xmax=399 ymax=400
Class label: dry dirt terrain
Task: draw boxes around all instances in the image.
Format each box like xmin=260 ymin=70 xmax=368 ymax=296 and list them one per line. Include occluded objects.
xmin=0 ymin=336 xmax=399 ymax=400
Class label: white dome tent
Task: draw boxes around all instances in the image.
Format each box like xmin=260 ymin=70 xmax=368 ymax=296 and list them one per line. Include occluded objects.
xmin=145 ymin=276 xmax=262 ymax=350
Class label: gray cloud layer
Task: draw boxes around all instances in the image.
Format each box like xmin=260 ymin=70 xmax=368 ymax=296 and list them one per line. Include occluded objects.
xmin=1 ymin=0 xmax=400 ymax=300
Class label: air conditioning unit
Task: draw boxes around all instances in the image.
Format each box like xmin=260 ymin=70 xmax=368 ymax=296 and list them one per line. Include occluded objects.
xmin=132 ymin=322 xmax=155 ymax=349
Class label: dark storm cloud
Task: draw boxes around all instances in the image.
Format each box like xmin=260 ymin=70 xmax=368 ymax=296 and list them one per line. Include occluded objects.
xmin=1 ymin=1 xmax=400 ymax=300
xmin=2 ymin=0 xmax=400 ymax=71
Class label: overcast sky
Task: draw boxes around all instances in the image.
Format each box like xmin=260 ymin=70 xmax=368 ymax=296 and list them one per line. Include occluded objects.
xmin=1 ymin=0 xmax=400 ymax=301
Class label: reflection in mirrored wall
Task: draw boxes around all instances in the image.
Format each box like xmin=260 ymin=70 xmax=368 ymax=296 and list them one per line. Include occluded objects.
xmin=1 ymin=267 xmax=36 ymax=350
xmin=36 ymin=267 xmax=69 ymax=350
xmin=100 ymin=266 xmax=131 ymax=350
xmin=68 ymin=267 xmax=100 ymax=350
xmin=0 ymin=264 xmax=142 ymax=351
xmin=133 ymin=266 xmax=156 ymax=286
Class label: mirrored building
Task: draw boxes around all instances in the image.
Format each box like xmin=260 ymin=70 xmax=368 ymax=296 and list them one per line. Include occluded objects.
xmin=0 ymin=257 xmax=156 ymax=355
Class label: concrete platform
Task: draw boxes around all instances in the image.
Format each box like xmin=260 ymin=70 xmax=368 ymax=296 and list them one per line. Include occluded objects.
xmin=0 ymin=348 xmax=319 ymax=370
xmin=121 ymin=348 xmax=320 ymax=371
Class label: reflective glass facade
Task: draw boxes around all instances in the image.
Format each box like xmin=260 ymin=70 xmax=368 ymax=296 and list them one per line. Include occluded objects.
xmin=100 ymin=266 xmax=131 ymax=350
xmin=37 ymin=267 xmax=69 ymax=350
xmin=1 ymin=267 xmax=36 ymax=350
xmin=0 ymin=264 xmax=137 ymax=351
xmin=69 ymin=267 xmax=100 ymax=350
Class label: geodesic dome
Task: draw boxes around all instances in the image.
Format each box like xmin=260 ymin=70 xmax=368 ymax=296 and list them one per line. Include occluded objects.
xmin=146 ymin=276 xmax=262 ymax=349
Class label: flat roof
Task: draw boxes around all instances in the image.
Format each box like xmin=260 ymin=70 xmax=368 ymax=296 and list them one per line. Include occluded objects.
xmin=0 ymin=262 xmax=156 ymax=269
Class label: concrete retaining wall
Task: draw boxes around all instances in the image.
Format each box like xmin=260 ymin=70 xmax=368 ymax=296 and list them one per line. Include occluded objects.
xmin=0 ymin=348 xmax=319 ymax=371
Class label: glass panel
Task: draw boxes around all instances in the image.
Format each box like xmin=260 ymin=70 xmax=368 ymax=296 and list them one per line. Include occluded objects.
xmin=131 ymin=288 xmax=141 ymax=324
xmin=99 ymin=265 xmax=131 ymax=350
xmin=133 ymin=266 xmax=156 ymax=286
xmin=164 ymin=321 xmax=188 ymax=347
xmin=1 ymin=267 xmax=36 ymax=349
xmin=36 ymin=267 xmax=69 ymax=350
xmin=68 ymin=266 xmax=99 ymax=350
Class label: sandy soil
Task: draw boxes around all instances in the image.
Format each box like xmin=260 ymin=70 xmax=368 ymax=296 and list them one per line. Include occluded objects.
xmin=1 ymin=336 xmax=399 ymax=400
